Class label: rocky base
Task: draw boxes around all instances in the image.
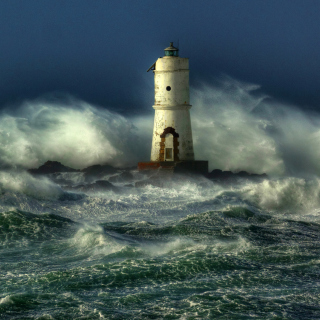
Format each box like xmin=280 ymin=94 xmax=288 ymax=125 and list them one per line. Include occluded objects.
xmin=28 ymin=160 xmax=268 ymax=190
xmin=138 ymin=160 xmax=209 ymax=175
xmin=207 ymin=169 xmax=267 ymax=182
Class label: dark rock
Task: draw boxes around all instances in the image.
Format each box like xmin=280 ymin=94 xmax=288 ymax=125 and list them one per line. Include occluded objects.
xmin=120 ymin=166 xmax=137 ymax=171
xmin=28 ymin=161 xmax=78 ymax=175
xmin=238 ymin=171 xmax=251 ymax=178
xmin=248 ymin=173 xmax=268 ymax=180
xmin=174 ymin=161 xmax=208 ymax=174
xmin=207 ymin=169 xmax=267 ymax=182
xmin=207 ymin=169 xmax=231 ymax=180
xmin=210 ymin=169 xmax=223 ymax=175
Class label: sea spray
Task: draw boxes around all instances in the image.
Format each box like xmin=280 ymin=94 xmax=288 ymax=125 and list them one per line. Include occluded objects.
xmin=0 ymin=171 xmax=63 ymax=200
xmin=241 ymin=177 xmax=320 ymax=214
xmin=0 ymin=98 xmax=146 ymax=169
xmin=2 ymin=78 xmax=320 ymax=177
xmin=191 ymin=76 xmax=320 ymax=177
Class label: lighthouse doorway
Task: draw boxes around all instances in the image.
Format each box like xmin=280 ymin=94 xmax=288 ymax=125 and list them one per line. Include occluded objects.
xmin=159 ymin=127 xmax=179 ymax=161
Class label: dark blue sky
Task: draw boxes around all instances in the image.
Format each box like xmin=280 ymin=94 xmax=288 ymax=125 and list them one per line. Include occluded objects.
xmin=1 ymin=0 xmax=319 ymax=114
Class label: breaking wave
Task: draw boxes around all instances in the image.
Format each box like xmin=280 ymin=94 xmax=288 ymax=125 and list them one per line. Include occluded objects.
xmin=191 ymin=76 xmax=320 ymax=177
xmin=0 ymin=171 xmax=63 ymax=200
xmin=1 ymin=77 xmax=320 ymax=177
xmin=0 ymin=97 xmax=149 ymax=170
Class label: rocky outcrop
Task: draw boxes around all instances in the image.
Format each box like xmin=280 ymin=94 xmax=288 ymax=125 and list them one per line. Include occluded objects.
xmin=28 ymin=161 xmax=79 ymax=175
xmin=207 ymin=169 xmax=267 ymax=182
xmin=28 ymin=161 xmax=119 ymax=178
xmin=28 ymin=161 xmax=121 ymax=193
xmin=27 ymin=161 xmax=268 ymax=190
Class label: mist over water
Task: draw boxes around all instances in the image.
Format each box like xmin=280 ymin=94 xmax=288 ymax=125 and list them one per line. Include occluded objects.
xmin=191 ymin=76 xmax=320 ymax=176
xmin=1 ymin=77 xmax=320 ymax=177
xmin=0 ymin=97 xmax=148 ymax=170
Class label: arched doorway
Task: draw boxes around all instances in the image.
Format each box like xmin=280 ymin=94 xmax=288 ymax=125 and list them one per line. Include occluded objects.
xmin=159 ymin=127 xmax=179 ymax=161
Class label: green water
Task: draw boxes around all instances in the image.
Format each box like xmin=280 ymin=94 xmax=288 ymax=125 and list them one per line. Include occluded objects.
xmin=1 ymin=200 xmax=320 ymax=319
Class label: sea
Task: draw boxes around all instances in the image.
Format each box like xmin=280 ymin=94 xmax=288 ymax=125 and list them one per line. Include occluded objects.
xmin=1 ymin=170 xmax=320 ymax=319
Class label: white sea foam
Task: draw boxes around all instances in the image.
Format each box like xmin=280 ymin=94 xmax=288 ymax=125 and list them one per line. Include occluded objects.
xmin=141 ymin=236 xmax=250 ymax=257
xmin=35 ymin=314 xmax=54 ymax=320
xmin=210 ymin=235 xmax=251 ymax=255
xmin=0 ymin=171 xmax=63 ymax=200
xmin=0 ymin=97 xmax=147 ymax=169
xmin=142 ymin=237 xmax=199 ymax=256
xmin=241 ymin=177 xmax=320 ymax=214
xmin=191 ymin=76 xmax=320 ymax=176
xmin=69 ymin=224 xmax=124 ymax=257
xmin=0 ymin=295 xmax=13 ymax=305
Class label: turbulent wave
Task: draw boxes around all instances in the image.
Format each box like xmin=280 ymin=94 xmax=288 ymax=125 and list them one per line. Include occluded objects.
xmin=2 ymin=169 xmax=320 ymax=220
xmin=241 ymin=177 xmax=320 ymax=214
xmin=1 ymin=171 xmax=320 ymax=318
xmin=1 ymin=199 xmax=320 ymax=319
xmin=0 ymin=210 xmax=75 ymax=248
xmin=2 ymin=78 xmax=320 ymax=318
xmin=0 ymin=171 xmax=63 ymax=200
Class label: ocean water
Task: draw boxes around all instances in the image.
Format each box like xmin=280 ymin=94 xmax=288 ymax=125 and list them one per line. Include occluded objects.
xmin=1 ymin=170 xmax=320 ymax=319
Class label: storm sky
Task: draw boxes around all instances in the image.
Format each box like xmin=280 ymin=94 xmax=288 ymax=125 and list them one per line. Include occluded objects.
xmin=1 ymin=0 xmax=319 ymax=115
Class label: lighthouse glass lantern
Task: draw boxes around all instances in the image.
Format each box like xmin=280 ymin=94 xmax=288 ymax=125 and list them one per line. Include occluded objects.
xmin=164 ymin=42 xmax=179 ymax=57
xmin=148 ymin=42 xmax=195 ymax=162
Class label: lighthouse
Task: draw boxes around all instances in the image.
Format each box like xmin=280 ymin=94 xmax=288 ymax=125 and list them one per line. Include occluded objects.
xmin=149 ymin=42 xmax=194 ymax=162
xmin=138 ymin=43 xmax=208 ymax=174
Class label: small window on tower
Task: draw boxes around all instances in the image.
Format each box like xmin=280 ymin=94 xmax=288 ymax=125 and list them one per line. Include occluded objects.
xmin=166 ymin=86 xmax=171 ymax=91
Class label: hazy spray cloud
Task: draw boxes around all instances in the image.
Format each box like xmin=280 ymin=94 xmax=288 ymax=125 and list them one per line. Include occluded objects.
xmin=191 ymin=77 xmax=320 ymax=177
xmin=0 ymin=97 xmax=149 ymax=169
xmin=1 ymin=77 xmax=320 ymax=176
xmin=191 ymin=78 xmax=283 ymax=175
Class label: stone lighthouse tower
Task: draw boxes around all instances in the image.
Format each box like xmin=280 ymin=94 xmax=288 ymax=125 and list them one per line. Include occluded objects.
xmin=138 ymin=43 xmax=208 ymax=174
xmin=149 ymin=42 xmax=194 ymax=162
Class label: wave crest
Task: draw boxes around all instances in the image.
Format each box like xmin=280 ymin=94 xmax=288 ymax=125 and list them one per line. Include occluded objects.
xmin=0 ymin=97 xmax=147 ymax=169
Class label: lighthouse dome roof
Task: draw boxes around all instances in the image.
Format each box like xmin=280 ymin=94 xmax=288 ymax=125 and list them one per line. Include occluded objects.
xmin=164 ymin=42 xmax=179 ymax=57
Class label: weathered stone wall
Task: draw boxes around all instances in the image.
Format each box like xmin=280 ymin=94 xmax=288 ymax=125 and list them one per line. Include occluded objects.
xmin=150 ymin=56 xmax=194 ymax=162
